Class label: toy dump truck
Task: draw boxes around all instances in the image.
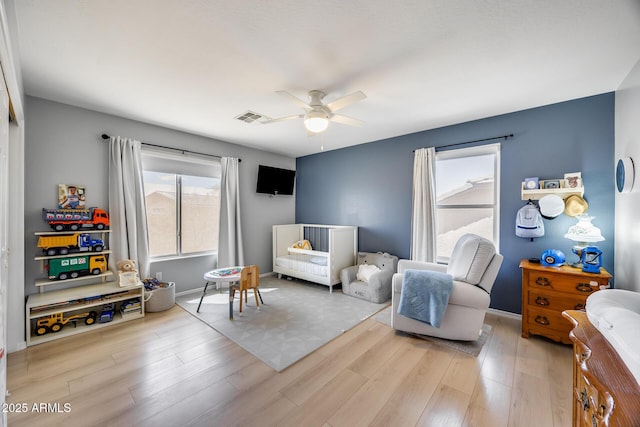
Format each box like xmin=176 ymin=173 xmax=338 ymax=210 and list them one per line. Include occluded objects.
xmin=34 ymin=311 xmax=97 ymax=336
xmin=42 ymin=207 xmax=110 ymax=231
xmin=46 ymin=255 xmax=108 ymax=280
xmin=37 ymin=233 xmax=105 ymax=256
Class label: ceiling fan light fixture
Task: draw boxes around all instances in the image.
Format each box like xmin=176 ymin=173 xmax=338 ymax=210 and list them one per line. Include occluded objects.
xmin=304 ymin=110 xmax=329 ymax=133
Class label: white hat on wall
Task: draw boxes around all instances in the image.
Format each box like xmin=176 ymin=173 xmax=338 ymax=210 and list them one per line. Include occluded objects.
xmin=538 ymin=194 xmax=564 ymax=219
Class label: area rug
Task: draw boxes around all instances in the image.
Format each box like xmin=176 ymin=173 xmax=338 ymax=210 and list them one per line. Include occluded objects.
xmin=374 ymin=306 xmax=491 ymax=357
xmin=176 ymin=276 xmax=388 ymax=371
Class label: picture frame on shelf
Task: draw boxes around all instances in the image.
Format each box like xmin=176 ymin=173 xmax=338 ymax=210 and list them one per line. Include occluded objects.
xmin=58 ymin=184 xmax=86 ymax=209
xmin=543 ymin=179 xmax=561 ymax=189
xmin=524 ymin=177 xmax=539 ymax=190
xmin=564 ymin=172 xmax=582 ymax=189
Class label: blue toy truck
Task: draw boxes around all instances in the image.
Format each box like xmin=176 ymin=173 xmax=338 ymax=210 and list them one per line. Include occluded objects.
xmin=98 ymin=304 xmax=115 ymax=323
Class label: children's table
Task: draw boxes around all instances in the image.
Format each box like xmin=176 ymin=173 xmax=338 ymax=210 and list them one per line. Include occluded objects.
xmin=198 ymin=266 xmax=244 ymax=319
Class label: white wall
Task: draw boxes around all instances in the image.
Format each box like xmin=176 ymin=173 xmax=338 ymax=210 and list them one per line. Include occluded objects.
xmin=615 ymin=57 xmax=640 ymax=292
xmin=24 ymin=96 xmax=295 ymax=298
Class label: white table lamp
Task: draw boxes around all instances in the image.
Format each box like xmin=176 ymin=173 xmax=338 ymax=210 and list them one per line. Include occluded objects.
xmin=564 ymin=214 xmax=604 ymax=266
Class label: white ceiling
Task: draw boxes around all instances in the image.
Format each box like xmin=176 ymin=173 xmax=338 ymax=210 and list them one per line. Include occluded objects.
xmin=12 ymin=0 xmax=640 ymax=158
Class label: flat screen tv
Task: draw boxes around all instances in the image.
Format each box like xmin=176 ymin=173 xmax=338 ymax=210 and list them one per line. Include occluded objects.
xmin=256 ymin=165 xmax=296 ymax=195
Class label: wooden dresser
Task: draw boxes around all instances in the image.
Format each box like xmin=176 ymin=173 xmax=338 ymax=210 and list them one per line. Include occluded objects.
xmin=563 ymin=310 xmax=640 ymax=426
xmin=519 ymin=260 xmax=611 ymax=344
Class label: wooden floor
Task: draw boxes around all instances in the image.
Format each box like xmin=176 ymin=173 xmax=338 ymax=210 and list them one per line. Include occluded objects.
xmin=6 ymin=305 xmax=573 ymax=427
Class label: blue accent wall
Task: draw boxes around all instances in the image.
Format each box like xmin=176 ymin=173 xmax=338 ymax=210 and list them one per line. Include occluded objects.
xmin=296 ymin=93 xmax=615 ymax=314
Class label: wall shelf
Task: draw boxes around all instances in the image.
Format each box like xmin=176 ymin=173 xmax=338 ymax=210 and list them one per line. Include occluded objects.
xmin=34 ymin=249 xmax=112 ymax=261
xmin=35 ymin=271 xmax=113 ymax=288
xmin=521 ymin=182 xmax=584 ymax=201
xmin=34 ymin=230 xmax=111 ymax=236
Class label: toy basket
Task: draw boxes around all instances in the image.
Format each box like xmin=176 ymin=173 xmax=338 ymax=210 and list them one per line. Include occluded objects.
xmin=144 ymin=282 xmax=175 ymax=312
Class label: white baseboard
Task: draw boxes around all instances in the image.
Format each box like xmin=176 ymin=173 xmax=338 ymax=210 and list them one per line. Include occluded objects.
xmin=7 ymin=341 xmax=26 ymax=354
xmin=175 ymin=288 xmax=203 ymax=297
xmin=488 ymin=307 xmax=521 ymax=320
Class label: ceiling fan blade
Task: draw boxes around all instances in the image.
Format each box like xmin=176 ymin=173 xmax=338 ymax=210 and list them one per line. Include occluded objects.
xmin=330 ymin=114 xmax=363 ymax=127
xmin=276 ymin=90 xmax=310 ymax=110
xmin=326 ymin=91 xmax=366 ymax=112
xmin=262 ymin=114 xmax=304 ymax=124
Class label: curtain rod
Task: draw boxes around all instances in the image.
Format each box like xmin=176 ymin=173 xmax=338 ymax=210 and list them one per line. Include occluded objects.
xmin=101 ymin=133 xmax=241 ymax=162
xmin=413 ymin=133 xmax=514 ymax=152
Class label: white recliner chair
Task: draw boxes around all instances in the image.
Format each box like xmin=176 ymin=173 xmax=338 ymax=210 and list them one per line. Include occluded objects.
xmin=391 ymin=234 xmax=503 ymax=341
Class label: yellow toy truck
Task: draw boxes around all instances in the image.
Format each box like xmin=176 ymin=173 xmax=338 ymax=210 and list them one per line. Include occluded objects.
xmin=34 ymin=311 xmax=97 ymax=336
xmin=37 ymin=233 xmax=105 ymax=256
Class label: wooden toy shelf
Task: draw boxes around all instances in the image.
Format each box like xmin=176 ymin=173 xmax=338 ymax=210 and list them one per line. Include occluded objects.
xmin=28 ymin=228 xmax=144 ymax=346
xmin=26 ymin=281 xmax=144 ymax=346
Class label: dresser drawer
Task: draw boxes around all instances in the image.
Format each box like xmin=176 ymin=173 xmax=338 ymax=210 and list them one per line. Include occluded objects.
xmin=520 ymin=260 xmax=612 ymax=345
xmin=526 ymin=307 xmax=573 ymax=335
xmin=576 ymin=373 xmax=610 ymax=427
xmin=527 ymin=288 xmax=587 ymax=312
xmin=525 ymin=271 xmax=602 ymax=295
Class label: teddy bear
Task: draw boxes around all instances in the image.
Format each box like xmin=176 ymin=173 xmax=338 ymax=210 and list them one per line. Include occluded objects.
xmin=117 ymin=259 xmax=140 ymax=287
xmin=116 ymin=259 xmax=137 ymax=273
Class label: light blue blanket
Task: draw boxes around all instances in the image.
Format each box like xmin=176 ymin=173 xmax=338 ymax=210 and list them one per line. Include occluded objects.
xmin=397 ymin=269 xmax=453 ymax=328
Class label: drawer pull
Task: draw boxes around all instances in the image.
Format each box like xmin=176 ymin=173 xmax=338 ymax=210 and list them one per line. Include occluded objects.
xmin=534 ymin=315 xmax=550 ymax=325
xmin=535 ymin=277 xmax=550 ymax=286
xmin=576 ymin=283 xmax=593 ymax=293
xmin=535 ymin=296 xmax=550 ymax=306
xmin=581 ymin=388 xmax=590 ymax=411
xmin=574 ymin=303 xmax=585 ymax=310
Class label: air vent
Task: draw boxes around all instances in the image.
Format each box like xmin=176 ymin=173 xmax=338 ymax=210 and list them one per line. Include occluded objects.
xmin=235 ymin=110 xmax=268 ymax=124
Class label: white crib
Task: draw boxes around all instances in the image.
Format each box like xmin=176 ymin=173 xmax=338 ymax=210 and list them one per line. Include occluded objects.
xmin=272 ymin=224 xmax=358 ymax=292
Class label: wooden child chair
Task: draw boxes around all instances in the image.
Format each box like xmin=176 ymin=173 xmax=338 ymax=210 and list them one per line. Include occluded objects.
xmin=231 ymin=265 xmax=262 ymax=313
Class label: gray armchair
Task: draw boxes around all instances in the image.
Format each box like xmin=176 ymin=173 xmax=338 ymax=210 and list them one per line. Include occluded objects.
xmin=341 ymin=252 xmax=398 ymax=303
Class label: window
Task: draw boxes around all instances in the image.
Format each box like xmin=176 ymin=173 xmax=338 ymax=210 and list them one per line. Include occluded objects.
xmin=435 ymin=143 xmax=500 ymax=262
xmin=142 ymin=150 xmax=221 ymax=259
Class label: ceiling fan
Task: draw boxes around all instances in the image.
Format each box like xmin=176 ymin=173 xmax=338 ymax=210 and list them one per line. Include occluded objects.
xmin=262 ymin=89 xmax=366 ymax=134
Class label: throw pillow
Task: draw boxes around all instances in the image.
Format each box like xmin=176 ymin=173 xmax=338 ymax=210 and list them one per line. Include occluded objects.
xmin=357 ymin=264 xmax=380 ymax=283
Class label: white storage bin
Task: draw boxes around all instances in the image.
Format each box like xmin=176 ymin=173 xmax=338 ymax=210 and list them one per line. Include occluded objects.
xmin=144 ymin=282 xmax=175 ymax=312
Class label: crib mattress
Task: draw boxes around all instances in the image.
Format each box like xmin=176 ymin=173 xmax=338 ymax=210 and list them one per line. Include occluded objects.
xmin=275 ymin=254 xmax=328 ymax=277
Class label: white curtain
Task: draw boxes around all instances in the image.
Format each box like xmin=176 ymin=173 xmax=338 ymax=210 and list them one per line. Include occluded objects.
xmin=218 ymin=157 xmax=244 ymax=267
xmin=108 ymin=136 xmax=150 ymax=278
xmin=410 ymin=147 xmax=437 ymax=262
